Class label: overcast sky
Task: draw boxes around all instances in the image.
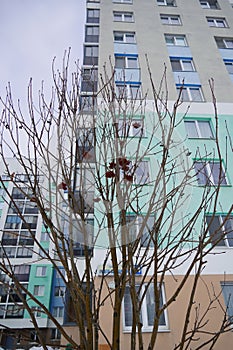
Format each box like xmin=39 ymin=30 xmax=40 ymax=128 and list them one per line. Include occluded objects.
xmin=0 ymin=0 xmax=86 ymax=101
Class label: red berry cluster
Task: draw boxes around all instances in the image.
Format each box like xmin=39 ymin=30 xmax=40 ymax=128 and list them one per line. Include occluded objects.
xmin=106 ymin=157 xmax=133 ymax=182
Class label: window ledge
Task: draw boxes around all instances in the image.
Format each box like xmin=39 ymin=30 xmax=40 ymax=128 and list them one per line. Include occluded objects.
xmin=187 ymin=137 xmax=216 ymax=140
xmin=123 ymin=328 xmax=170 ymax=333
xmin=197 ymin=184 xmax=232 ymax=188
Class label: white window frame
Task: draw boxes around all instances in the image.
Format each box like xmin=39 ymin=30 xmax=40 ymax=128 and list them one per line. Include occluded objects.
xmin=157 ymin=0 xmax=176 ymax=6
xmin=221 ymin=282 xmax=233 ymax=321
xmin=193 ymin=160 xmax=228 ymax=186
xmin=16 ymin=247 xmax=33 ymax=258
xmin=119 ymin=161 xmax=150 ymax=185
xmin=34 ymin=285 xmax=45 ymax=296
xmin=206 ymin=214 xmax=233 ymax=247
xmin=51 ymin=328 xmax=61 ymax=340
xmin=114 ymin=31 xmax=136 ymax=43
xmin=177 ymin=86 xmax=204 ymax=102
xmin=200 ymin=0 xmax=219 ymax=9
xmin=134 ymin=161 xmax=150 ymax=185
xmin=170 ymin=58 xmax=195 ymax=72
xmin=160 ymin=14 xmax=181 ymax=25
xmin=87 ymin=9 xmax=100 ymax=22
xmin=116 ymin=83 xmax=142 ymax=100
xmin=224 ymin=60 xmax=233 ymax=74
xmin=113 ymin=11 xmax=134 ymax=22
xmin=207 ymin=17 xmax=227 ymax=27
xmin=165 ymin=34 xmax=187 ymax=46
xmin=55 ymin=286 xmax=66 ymax=297
xmin=86 ymin=25 xmax=99 ymax=37
xmin=115 ymin=55 xmax=139 ymax=69
xmin=14 ymin=265 xmax=30 ymax=275
xmin=184 ymin=120 xmax=214 ymax=138
xmin=123 ymin=283 xmax=168 ymax=332
xmin=36 ymin=266 xmax=47 ymax=277
xmin=124 ymin=215 xmax=155 ymax=246
xmin=52 ymin=306 xmax=64 ymax=318
xmin=223 ymin=39 xmax=233 ymax=48
xmin=215 ymin=37 xmax=233 ymax=49
xmin=117 ymin=118 xmax=145 ymax=137
xmin=84 ymin=45 xmax=99 ymax=58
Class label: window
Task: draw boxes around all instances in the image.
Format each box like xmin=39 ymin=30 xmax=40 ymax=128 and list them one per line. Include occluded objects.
xmin=63 ymin=219 xmax=94 ymax=256
xmin=165 ymin=34 xmax=187 ymax=46
xmin=123 ymin=284 xmax=167 ymax=331
xmin=52 ymin=306 xmax=64 ymax=318
xmin=85 ymin=26 xmax=99 ymax=43
xmin=170 ymin=58 xmax=195 ymax=71
xmin=4 ymin=215 xmax=21 ymax=229
xmin=123 ymin=215 xmax=155 ymax=246
xmin=207 ymin=17 xmax=227 ymax=27
xmin=157 ymin=0 xmax=176 ymax=5
xmin=39 ymin=248 xmax=49 ymax=258
xmin=14 ymin=265 xmax=30 ymax=281
xmin=215 ymin=37 xmax=233 ymax=48
xmin=224 ymin=60 xmax=233 ymax=74
xmin=134 ymin=161 xmax=150 ymax=184
xmin=0 ymin=188 xmax=6 ymax=198
xmin=76 ymin=128 xmax=95 ymax=163
xmin=140 ymin=216 xmax=156 ymax=247
xmin=40 ymin=232 xmax=50 ymax=242
xmin=21 ymin=216 xmax=38 ymax=229
xmin=6 ymin=305 xmax=24 ymax=318
xmin=36 ymin=266 xmax=47 ymax=277
xmin=117 ymin=119 xmax=145 ymax=137
xmin=184 ymin=120 xmax=214 ymax=138
xmin=79 ymin=95 xmax=96 ymax=113
xmin=200 ymin=0 xmax=220 ymax=9
xmin=114 ymin=31 xmax=136 ymax=43
xmin=113 ymin=11 xmax=134 ymax=22
xmin=221 ymin=282 xmax=233 ymax=322
xmin=16 ymin=247 xmax=32 ymax=258
xmin=120 ymin=161 xmax=150 ymax=184
xmin=83 ymin=46 xmax=99 ymax=65
xmin=115 ymin=55 xmax=138 ymax=69
xmin=0 ymin=174 xmax=11 ymax=181
xmin=81 ymin=68 xmax=98 ymax=93
xmin=87 ymin=9 xmax=100 ymax=23
xmin=206 ymin=215 xmax=233 ymax=247
xmin=51 ymin=329 xmax=61 ymax=340
xmin=14 ymin=265 xmax=30 ymax=275
xmin=12 ymin=187 xmax=27 ymax=199
xmin=194 ymin=161 xmax=228 ymax=185
xmin=177 ymin=85 xmax=204 ymax=102
xmin=55 ymin=286 xmax=66 ymax=297
xmin=32 ymin=306 xmax=42 ymax=317
xmin=34 ymin=285 xmax=45 ymax=296
xmin=116 ymin=83 xmax=141 ymax=99
xmin=0 ymin=247 xmax=16 ymax=258
xmin=160 ymin=14 xmax=181 ymax=25
xmin=30 ymin=331 xmax=39 ymax=342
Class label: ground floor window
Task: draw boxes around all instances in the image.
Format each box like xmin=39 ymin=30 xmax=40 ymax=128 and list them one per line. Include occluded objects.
xmin=123 ymin=283 xmax=168 ymax=332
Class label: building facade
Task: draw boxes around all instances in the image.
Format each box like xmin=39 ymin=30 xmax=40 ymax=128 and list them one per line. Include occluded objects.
xmin=78 ymin=0 xmax=233 ymax=348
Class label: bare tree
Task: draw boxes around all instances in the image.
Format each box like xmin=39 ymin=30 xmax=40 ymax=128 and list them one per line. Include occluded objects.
xmin=0 ymin=53 xmax=232 ymax=350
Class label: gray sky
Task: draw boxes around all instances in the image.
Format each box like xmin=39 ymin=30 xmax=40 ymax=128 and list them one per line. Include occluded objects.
xmin=0 ymin=0 xmax=85 ymax=101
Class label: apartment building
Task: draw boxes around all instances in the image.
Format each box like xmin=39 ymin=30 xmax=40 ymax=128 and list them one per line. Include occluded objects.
xmin=78 ymin=0 xmax=233 ymax=349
